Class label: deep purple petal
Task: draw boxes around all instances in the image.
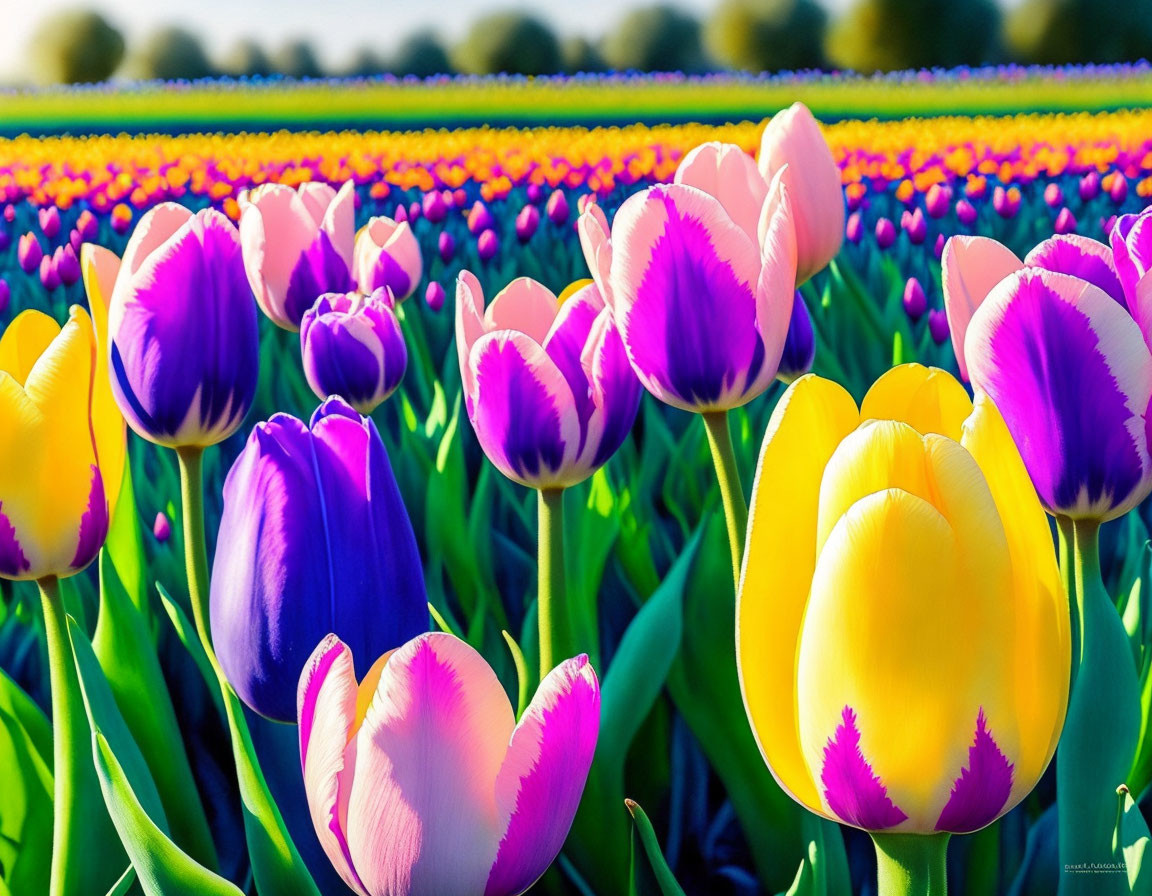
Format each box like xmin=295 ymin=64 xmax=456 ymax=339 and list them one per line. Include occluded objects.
xmin=821 ymin=706 xmax=908 ymax=830
xmin=70 ymin=465 xmax=108 ymax=570
xmin=1112 ymin=211 xmax=1152 ymax=305
xmin=778 ymin=291 xmax=816 ymax=382
xmin=284 ymin=232 xmax=355 ymax=328
xmin=361 ymin=251 xmax=411 ymax=300
xmin=543 ymin=292 xmax=601 ymax=439
xmin=587 ymin=312 xmax=642 ymax=469
xmin=1025 ymin=235 xmax=1125 ymax=307
xmin=0 ymin=505 xmax=30 ymax=577
xmin=935 ymin=709 xmax=1014 ymax=833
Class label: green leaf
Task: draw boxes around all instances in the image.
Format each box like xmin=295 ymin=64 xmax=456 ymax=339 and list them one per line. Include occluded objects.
xmin=625 ymin=800 xmax=685 ymax=896
xmin=501 ymin=630 xmax=530 ymax=718
xmin=105 ymin=866 xmax=137 ymax=896
xmin=1114 ymin=785 xmax=1152 ymax=896
xmin=156 ymin=584 xmax=224 ymax=720
xmin=775 ymin=815 xmax=851 ymax=896
xmin=104 ymin=461 xmax=151 ymax=621
xmin=0 ymin=687 xmax=52 ymax=895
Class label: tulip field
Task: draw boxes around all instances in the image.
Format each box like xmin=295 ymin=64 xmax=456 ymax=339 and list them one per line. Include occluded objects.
xmin=6 ymin=66 xmax=1152 ymax=896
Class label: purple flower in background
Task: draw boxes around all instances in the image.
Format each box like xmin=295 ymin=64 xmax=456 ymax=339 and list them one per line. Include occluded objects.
xmin=210 ymin=397 xmax=428 ymax=722
xmin=1111 ymin=176 xmax=1129 ymax=203
xmin=425 ymin=281 xmax=445 ymax=311
xmin=927 ymin=308 xmax=950 ymax=344
xmin=925 ymin=183 xmax=951 ymax=218
xmin=468 ymin=200 xmax=494 ymax=235
xmin=456 ymin=273 xmax=641 ymax=488
xmin=777 ymin=291 xmax=815 ymax=383
xmin=38 ymin=206 xmax=60 ymax=240
xmin=422 ymin=190 xmax=448 ymax=223
xmin=0 ymin=279 xmax=8 ymax=315
xmin=477 ymin=228 xmax=500 ymax=261
xmin=1044 ymin=184 xmax=1064 ymax=208
xmin=1055 ymin=207 xmax=1078 ymax=235
xmin=301 ymin=288 xmax=407 ymax=414
xmin=107 ymin=204 xmax=259 ymax=448
xmin=903 ymin=277 xmax=927 ymax=321
xmin=239 ymin=181 xmax=356 ymax=331
xmin=55 ymin=246 xmax=80 ymax=287
xmin=354 ymin=215 xmax=423 ymax=301
xmin=993 ymin=186 xmax=1020 ymax=218
xmin=846 ymin=212 xmax=863 ymax=244
xmin=438 ymin=230 xmax=456 ymax=263
xmin=956 ymin=200 xmax=978 ymax=227
xmin=527 ymin=181 xmax=546 ymax=204
xmin=546 ymin=189 xmax=570 ymax=225
xmin=516 ymin=204 xmax=541 ymax=242
xmin=76 ymin=209 xmax=99 ymax=242
xmin=1080 ymin=171 xmax=1101 ymax=201
xmin=18 ymin=233 xmax=42 ymax=273
xmin=152 ymin=512 xmax=171 ymax=543
xmin=39 ymin=255 xmax=59 ymax=291
xmin=875 ymin=217 xmax=896 ymax=249
xmin=901 ymin=207 xmax=927 ymax=245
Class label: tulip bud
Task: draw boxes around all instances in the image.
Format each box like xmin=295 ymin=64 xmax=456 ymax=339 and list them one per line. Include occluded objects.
xmin=18 ymin=232 xmax=43 ymax=273
xmin=152 ymin=512 xmax=171 ymax=543
xmin=438 ymin=230 xmax=456 ymax=263
xmin=901 ymin=207 xmax=927 ymax=245
xmin=39 ymin=255 xmax=60 ymax=291
xmin=38 ymin=206 xmax=60 ymax=240
xmin=477 ymin=228 xmax=500 ymax=261
xmin=925 ymin=183 xmax=951 ymax=218
xmin=903 ymin=277 xmax=927 ymax=321
xmin=354 ymin=215 xmax=422 ymax=301
xmin=421 ymin=190 xmax=448 ymax=223
xmin=425 ymin=281 xmax=445 ymax=311
xmin=55 ymin=245 xmax=81 ymax=287
xmin=2 ymin=205 xmax=14 ymax=223
xmin=76 ymin=209 xmax=99 ymax=242
xmin=875 ymin=217 xmax=896 ymax=249
xmin=516 ymin=204 xmax=540 ymax=242
xmin=1055 ymin=207 xmax=1078 ymax=234
xmin=453 ymin=188 xmax=468 ymax=208
xmin=928 ymin=308 xmax=949 ymax=344
xmin=393 ymin=203 xmax=408 ymax=223
xmin=1044 ymin=183 xmax=1064 ymax=208
xmin=846 ymin=212 xmax=863 ymax=244
xmin=1110 ymin=176 xmax=1129 ymax=203
xmin=546 ymin=189 xmax=570 ymax=225
xmin=993 ymin=186 xmax=1020 ymax=219
xmin=111 ymin=204 xmax=133 ymax=234
xmin=526 ymin=182 xmax=545 ymax=204
xmin=0 ymin=279 xmax=8 ymax=316
xmin=933 ymin=233 xmax=946 ymax=259
xmin=956 ymin=200 xmax=978 ymax=226
xmin=1080 ymin=171 xmax=1100 ymax=201
xmin=467 ymin=200 xmax=494 ymax=235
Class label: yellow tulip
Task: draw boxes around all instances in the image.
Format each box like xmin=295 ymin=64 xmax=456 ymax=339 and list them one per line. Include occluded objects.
xmin=0 ymin=295 xmax=125 ymax=582
xmin=737 ymin=364 xmax=1068 ymax=838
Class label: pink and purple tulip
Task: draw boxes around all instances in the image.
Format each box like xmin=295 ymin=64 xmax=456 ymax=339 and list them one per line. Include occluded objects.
xmin=1055 ymin=208 xmax=1078 ymax=235
xmin=477 ymin=229 xmax=500 ymax=262
xmin=1111 ymin=176 xmax=1129 ymax=203
xmin=300 ymin=288 xmax=407 ymax=414
xmin=1111 ymin=205 xmax=1152 ymax=324
xmin=422 ymin=190 xmax=448 ymax=223
xmin=354 ymin=215 xmax=423 ymax=301
xmin=580 ymin=147 xmax=798 ymax=412
xmin=0 ymin=279 xmax=8 ymax=316
xmin=108 ymin=204 xmax=259 ymax=448
xmin=1080 ymin=172 xmax=1101 ymax=201
xmin=76 ymin=209 xmax=99 ymax=242
xmin=38 ymin=206 xmax=60 ymax=240
xmin=18 ymin=232 xmax=42 ymax=273
xmin=903 ymin=276 xmax=927 ymax=321
xmin=875 ymin=217 xmax=896 ymax=249
xmin=239 ymin=180 xmax=356 ymax=330
xmin=468 ymin=201 xmax=494 ymax=235
xmin=152 ymin=512 xmax=171 ymax=543
xmin=993 ymin=186 xmax=1020 ymax=218
xmin=515 ymin=204 xmax=540 ymax=242
xmin=545 ymin=189 xmax=570 ymax=226
xmin=901 ymin=207 xmax=927 ymax=244
xmin=956 ymin=199 xmax=978 ymax=227
xmin=425 ymin=281 xmax=446 ymax=312
xmin=438 ymin=231 xmax=456 ymax=263
xmin=55 ymin=245 xmax=80 ymax=287
xmin=846 ymin=212 xmax=863 ymax=244
xmin=777 ymin=291 xmax=815 ymax=383
xmin=925 ymin=183 xmax=952 ymax=218
xmin=927 ymin=308 xmax=949 ymax=344
xmin=38 ymin=255 xmax=59 ymax=291
xmin=211 ymin=398 xmax=428 ymax=723
xmin=298 ymin=631 xmax=599 ymax=896
xmin=456 ymin=273 xmax=641 ymax=489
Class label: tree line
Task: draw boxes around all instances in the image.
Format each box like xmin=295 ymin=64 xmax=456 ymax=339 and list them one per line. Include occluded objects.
xmin=24 ymin=0 xmax=1152 ymax=86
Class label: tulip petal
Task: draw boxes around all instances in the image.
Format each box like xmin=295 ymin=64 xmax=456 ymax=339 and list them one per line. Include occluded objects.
xmin=321 ymin=181 xmax=357 ymax=274
xmin=820 ymin=706 xmax=908 ymax=830
xmin=966 ymin=268 xmax=1152 ymax=520
xmin=486 ymin=656 xmax=600 ymax=896
xmin=674 ymin=142 xmax=767 ymax=242
xmin=583 ymin=307 xmax=642 ymax=470
xmin=298 ymin=182 xmax=339 ymax=226
xmin=941 ymin=236 xmax=1024 ymax=381
xmin=577 ymin=205 xmax=613 ymax=305
xmin=120 ymin=202 xmax=194 ymax=279
xmin=738 ymin=374 xmax=859 ymax=815
xmin=859 ymin=363 xmax=973 ymax=441
xmin=0 ymin=311 xmax=61 ymax=386
xmin=934 ymin=710 xmax=1014 ymax=833
xmin=239 ymin=186 xmax=319 ymax=329
xmin=298 ymin=635 xmax=369 ymax=896
xmin=456 ymin=272 xmax=488 ymax=396
xmin=347 ymin=633 xmax=512 ymax=896
xmin=1112 ymin=213 xmax=1152 ymax=321
xmin=484 ymin=278 xmax=558 ymax=345
xmin=1025 ymin=234 xmax=1125 ymax=306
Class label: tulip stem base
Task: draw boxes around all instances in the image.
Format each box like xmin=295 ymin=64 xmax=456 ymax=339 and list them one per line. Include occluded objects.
xmin=872 ymin=833 xmax=950 ymax=896
xmin=538 ymin=487 xmax=566 ymax=681
xmin=702 ymin=410 xmax=748 ymax=591
xmin=177 ymin=446 xmax=215 ymax=657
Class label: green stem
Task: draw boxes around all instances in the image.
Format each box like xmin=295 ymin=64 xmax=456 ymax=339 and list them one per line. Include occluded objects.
xmin=537 ymin=487 xmax=566 ymax=681
xmin=702 ymin=410 xmax=748 ymax=592
xmin=176 ymin=446 xmax=215 ymax=658
xmin=1056 ymin=516 xmax=1077 ymax=689
xmin=871 ymin=833 xmax=950 ymax=896
xmin=1057 ymin=518 xmax=1141 ymax=896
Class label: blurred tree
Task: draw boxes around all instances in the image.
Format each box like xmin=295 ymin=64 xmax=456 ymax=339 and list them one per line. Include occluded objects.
xmin=826 ymin=0 xmax=1001 ymax=72
xmin=705 ymin=0 xmax=827 ymax=72
xmin=219 ymin=39 xmax=273 ymax=78
xmin=1006 ymin=0 xmax=1152 ymax=64
xmin=602 ymin=5 xmax=710 ymax=73
xmin=344 ymin=48 xmax=387 ymax=78
xmin=272 ymin=40 xmax=324 ymax=79
xmin=453 ymin=12 xmax=562 ymax=75
xmin=25 ymin=8 xmax=125 ymax=85
xmin=562 ymin=37 xmax=607 ymax=73
xmin=125 ymin=27 xmax=214 ymax=81
xmin=389 ymin=31 xmax=454 ymax=77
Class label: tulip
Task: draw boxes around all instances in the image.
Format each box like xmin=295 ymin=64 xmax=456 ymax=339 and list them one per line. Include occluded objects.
xmin=438 ymin=230 xmax=456 ymax=263
xmin=18 ymin=232 xmax=42 ymax=273
xmin=955 ymin=200 xmax=977 ymax=227
xmin=353 ymin=215 xmax=422 ymax=301
xmin=875 ymin=217 xmax=896 ymax=249
xmin=925 ymin=183 xmax=951 ymax=218
xmin=299 ymin=631 xmax=599 ymax=896
xmin=211 ymin=398 xmax=428 ymax=722
xmin=526 ymin=182 xmax=545 ymax=204
xmin=2 ymin=204 xmax=13 ymax=223
xmin=153 ymin=511 xmax=171 ymax=543
xmin=55 ymin=245 xmax=80 ymax=287
xmin=1044 ymin=183 xmax=1064 ymax=207
xmin=758 ymin=101 xmax=844 ymax=284
xmin=1110 ymin=176 xmax=1129 ymax=203
xmin=300 ymin=288 xmax=407 ymax=414
xmin=108 ymin=204 xmax=259 ymax=449
xmin=69 ymin=229 xmax=81 ymax=254
xmin=0 ymin=279 xmax=8 ymax=316
xmin=545 ymin=188 xmax=570 ymax=225
xmin=477 ymin=228 xmax=500 ymax=261
xmin=1110 ymin=205 xmax=1152 ymax=322
xmin=239 ymin=180 xmax=355 ymax=330
xmin=468 ymin=200 xmax=494 ymax=235
xmin=738 ymin=366 xmax=1068 ymax=892
xmin=424 ymin=280 xmax=445 ymax=311
xmin=422 ymin=189 xmax=448 ymax=223
xmin=110 ymin=203 xmax=132 ymax=234
xmin=39 ymin=255 xmax=59 ymax=291
xmin=1054 ymin=207 xmax=1078 ymax=234
xmin=76 ymin=209 xmax=98 ymax=242
xmin=901 ymin=207 xmax=926 ymax=244
xmin=992 ymin=186 xmax=1020 ymax=218
xmin=903 ymin=277 xmax=927 ymax=321
xmin=516 ymin=204 xmax=540 ymax=242
xmin=927 ymin=308 xmax=949 ymax=345
xmin=846 ymin=212 xmax=863 ymax=244
xmin=777 ymin=291 xmax=815 ymax=383
xmin=1079 ymin=171 xmax=1100 ymax=201
xmin=39 ymin=206 xmax=60 ymax=240
xmin=408 ymin=200 xmax=421 ymax=221
xmin=933 ymin=233 xmax=946 ymax=259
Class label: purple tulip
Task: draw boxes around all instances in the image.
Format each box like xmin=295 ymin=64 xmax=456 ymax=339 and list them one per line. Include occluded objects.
xmin=55 ymin=245 xmax=80 ymax=287
xmin=1110 ymin=176 xmax=1129 ymax=204
xmin=408 ymin=201 xmax=421 ymax=221
xmin=39 ymin=255 xmax=59 ymax=291
xmin=1103 ymin=215 xmax=1118 ymax=237
xmin=0 ymin=279 xmax=8 ymax=316
xmin=477 ymin=229 xmax=500 ymax=262
xmin=76 ymin=209 xmax=99 ymax=242
xmin=1055 ymin=208 xmax=1078 ymax=235
xmin=468 ymin=201 xmax=494 ymax=235
xmin=393 ymin=203 xmax=408 ymax=224
xmin=516 ymin=204 xmax=540 ymax=242
xmin=956 ymin=200 xmax=978 ymax=227
xmin=875 ymin=217 xmax=896 ymax=249
xmin=1112 ymin=207 xmax=1152 ymax=314
xmin=354 ymin=216 xmax=422 ymax=301
xmin=526 ymin=182 xmax=546 ymax=204
xmin=925 ymin=184 xmax=952 ymax=218
xmin=18 ymin=233 xmax=42 ymax=273
xmin=546 ymin=190 xmax=570 ymax=226
xmin=846 ymin=212 xmax=863 ymax=244
xmin=425 ymin=281 xmax=445 ymax=311
xmin=777 ymin=292 xmax=815 ymax=383
xmin=152 ymin=512 xmax=171 ymax=542
xmin=210 ymin=397 xmax=428 ymax=721
xmin=38 ymin=207 xmax=60 ymax=240
xmin=69 ymin=230 xmax=81 ymax=254
xmin=108 ymin=204 xmax=259 ymax=448
xmin=438 ymin=230 xmax=456 ymax=263
xmin=2 ymin=205 xmax=13 ymax=223
xmin=993 ymin=187 xmax=1020 ymax=218
xmin=1080 ymin=172 xmax=1101 ymax=201
xmin=934 ymin=233 xmax=946 ymax=259
xmin=1044 ymin=184 xmax=1064 ymax=208
xmin=456 ymin=273 xmax=641 ymax=488
xmin=301 ymin=289 xmax=406 ymax=414
xmin=903 ymin=277 xmax=927 ymax=321
xmin=422 ymin=190 xmax=448 ymax=223
xmin=927 ymin=308 xmax=949 ymax=344
xmin=901 ymin=207 xmax=927 ymax=245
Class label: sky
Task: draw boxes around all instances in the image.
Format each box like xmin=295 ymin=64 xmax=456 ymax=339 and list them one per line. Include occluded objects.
xmin=1 ymin=0 xmax=858 ymax=78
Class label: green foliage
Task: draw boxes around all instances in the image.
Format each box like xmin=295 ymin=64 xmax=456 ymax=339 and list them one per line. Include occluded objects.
xmin=389 ymin=31 xmax=454 ymax=78
xmin=218 ymin=40 xmax=273 ymax=78
xmin=125 ymin=27 xmax=214 ymax=81
xmin=602 ymin=5 xmax=710 ymax=73
xmin=1006 ymin=0 xmax=1152 ymax=65
xmin=453 ymin=12 xmax=562 ymax=76
xmin=562 ymin=37 xmax=607 ymax=74
xmin=271 ymin=40 xmax=324 ymax=79
xmin=827 ymin=0 xmax=1002 ymax=72
xmin=25 ymin=8 xmax=125 ymax=85
xmin=706 ymin=0 xmax=827 ymax=73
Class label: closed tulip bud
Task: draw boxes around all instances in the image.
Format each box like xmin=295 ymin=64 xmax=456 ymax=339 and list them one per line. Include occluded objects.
xmin=925 ymin=183 xmax=951 ymax=218
xmin=956 ymin=199 xmax=978 ymax=226
xmin=108 ymin=205 xmax=259 ymax=449
xmin=846 ymin=211 xmax=863 ymax=244
xmin=2 ymin=205 xmax=14 ymax=223
xmin=354 ymin=215 xmax=422 ymax=301
xmin=408 ymin=201 xmax=421 ymax=221
xmin=55 ymin=245 xmax=80 ymax=287
xmin=393 ymin=203 xmax=408 ymax=223
xmin=993 ymin=186 xmax=1020 ymax=219
xmin=299 ymin=632 xmax=598 ymax=896
xmin=526 ymin=182 xmax=545 ymax=204
xmin=1055 ymin=207 xmax=1077 ymax=234
xmin=421 ymin=190 xmax=448 ymax=223
xmin=1111 ymin=176 xmax=1129 ymax=203
xmin=758 ymin=102 xmax=844 ymax=284
xmin=438 ymin=230 xmax=456 ymax=263
xmin=928 ymin=308 xmax=949 ymax=344
xmin=516 ymin=204 xmax=540 ymax=242
xmin=239 ymin=180 xmax=355 ymax=331
xmin=38 ymin=206 xmax=60 ymax=240
xmin=901 ymin=207 xmax=926 ymax=244
xmin=76 ymin=209 xmax=98 ymax=242
xmin=1102 ymin=215 xmax=1117 ymax=237
xmin=1080 ymin=171 xmax=1100 ymax=201
xmin=934 ymin=232 xmax=945 ymax=259
xmin=965 ymin=177 xmax=987 ymax=200
xmin=1044 ymin=183 xmax=1064 ymax=207
xmin=546 ymin=189 xmax=570 ymax=225
xmin=777 ymin=292 xmax=815 ymax=383
xmin=425 ymin=280 xmax=445 ymax=311
xmin=903 ymin=277 xmax=927 ymax=321
xmin=211 ymin=398 xmax=428 ymax=721
xmin=453 ymin=188 xmax=468 ymax=208
xmin=468 ymin=200 xmax=494 ymax=235
xmin=874 ymin=217 xmax=896 ymax=249
xmin=18 ymin=232 xmax=42 ymax=273
xmin=0 ymin=305 xmax=125 ymax=580
xmin=152 ymin=511 xmax=171 ymax=543
xmin=69 ymin=230 xmax=81 ymax=254
xmin=301 ymin=289 xmax=406 ymax=414
xmin=739 ymin=366 xmax=1068 ymax=837
xmin=457 ymin=273 xmax=640 ymax=488
xmin=477 ymin=228 xmax=500 ymax=261
xmin=111 ymin=204 xmax=132 ymax=234
xmin=39 ymin=256 xmax=59 ymax=291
